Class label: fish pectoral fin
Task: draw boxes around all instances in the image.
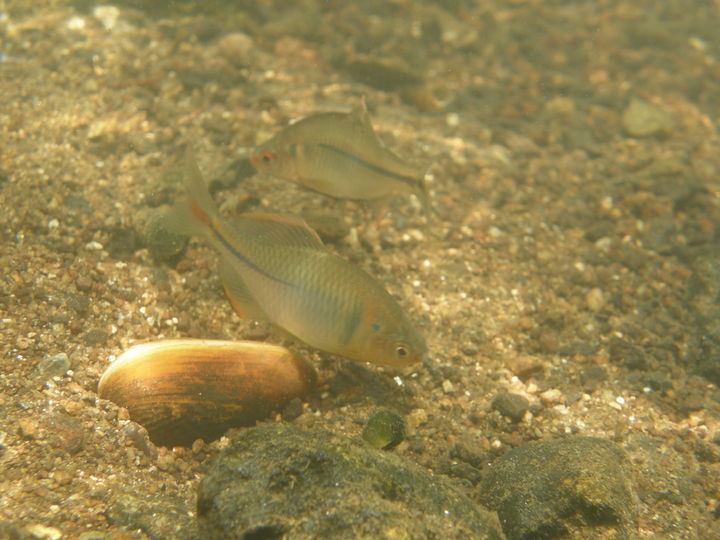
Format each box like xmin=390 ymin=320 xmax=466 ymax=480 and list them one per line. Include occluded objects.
xmin=234 ymin=213 xmax=325 ymax=249
xmin=219 ymin=260 xmax=268 ymax=321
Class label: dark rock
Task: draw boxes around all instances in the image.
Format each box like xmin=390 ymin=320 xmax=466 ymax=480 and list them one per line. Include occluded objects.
xmin=197 ymin=424 xmax=505 ymax=540
xmin=142 ymin=210 xmax=189 ymax=263
xmin=362 ymin=408 xmax=405 ymax=449
xmin=579 ymin=366 xmax=608 ymax=391
xmin=609 ymin=339 xmax=647 ymax=370
xmin=106 ymin=226 xmax=142 ymax=260
xmin=491 ymin=392 xmax=529 ymax=423
xmin=479 ymin=436 xmax=638 ymax=540
xmin=84 ymin=328 xmax=109 ymax=345
xmin=280 ymin=398 xmax=304 ymax=422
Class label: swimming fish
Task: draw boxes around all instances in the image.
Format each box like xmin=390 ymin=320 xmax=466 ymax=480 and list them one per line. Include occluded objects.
xmin=168 ymin=151 xmax=427 ymax=367
xmin=250 ymin=101 xmax=429 ymax=208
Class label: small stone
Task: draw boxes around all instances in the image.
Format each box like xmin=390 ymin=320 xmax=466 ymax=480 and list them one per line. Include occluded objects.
xmin=622 ymin=98 xmax=674 ymax=137
xmin=491 ymin=392 xmax=530 ymax=422
xmin=36 ymin=353 xmax=70 ymax=380
xmin=84 ymin=328 xmax=109 ymax=345
xmin=18 ymin=418 xmax=39 ymax=439
xmin=505 ymin=355 xmax=544 ymax=381
xmin=23 ymin=524 xmax=62 ymax=540
xmin=585 ymin=287 xmax=606 ymax=312
xmin=67 ymin=293 xmax=91 ymax=314
xmin=75 ymin=276 xmax=92 ymax=292
xmin=362 ymin=408 xmax=405 ymax=450
xmin=580 ymin=365 xmax=608 ymax=391
xmin=46 ymin=414 xmax=85 ymax=455
xmin=281 ymin=398 xmax=304 ymax=421
xmin=217 ymin=32 xmax=254 ymax=66
xmin=142 ymin=210 xmax=188 ymax=263
xmin=539 ymin=388 xmax=564 ymax=405
xmin=442 ymin=379 xmax=455 ymax=394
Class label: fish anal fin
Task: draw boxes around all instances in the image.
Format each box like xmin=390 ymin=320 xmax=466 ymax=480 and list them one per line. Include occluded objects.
xmin=233 ymin=213 xmax=325 ymax=249
xmin=219 ymin=260 xmax=267 ymax=321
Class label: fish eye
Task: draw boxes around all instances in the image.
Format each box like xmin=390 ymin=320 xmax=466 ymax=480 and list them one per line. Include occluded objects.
xmin=395 ymin=345 xmax=409 ymax=358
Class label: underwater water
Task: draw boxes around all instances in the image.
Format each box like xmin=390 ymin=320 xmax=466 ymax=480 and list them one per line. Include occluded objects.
xmin=1 ymin=1 xmax=719 ymax=538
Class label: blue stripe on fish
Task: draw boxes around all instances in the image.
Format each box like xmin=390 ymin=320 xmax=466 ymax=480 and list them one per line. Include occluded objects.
xmin=317 ymin=143 xmax=417 ymax=187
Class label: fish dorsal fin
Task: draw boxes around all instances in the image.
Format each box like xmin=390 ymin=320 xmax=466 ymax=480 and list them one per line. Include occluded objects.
xmin=232 ymin=213 xmax=325 ymax=249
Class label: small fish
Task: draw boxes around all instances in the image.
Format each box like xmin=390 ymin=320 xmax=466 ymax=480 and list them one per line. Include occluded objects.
xmin=250 ymin=101 xmax=429 ymax=208
xmin=168 ymin=151 xmax=427 ymax=367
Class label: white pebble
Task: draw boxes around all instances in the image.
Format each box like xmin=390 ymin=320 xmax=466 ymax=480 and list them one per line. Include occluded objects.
xmin=585 ymin=288 xmax=606 ymax=312
xmin=85 ymin=241 xmax=104 ymax=251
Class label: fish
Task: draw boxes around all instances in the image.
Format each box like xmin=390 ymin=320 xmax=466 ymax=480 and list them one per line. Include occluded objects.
xmin=250 ymin=101 xmax=430 ymax=209
xmin=167 ymin=150 xmax=427 ymax=367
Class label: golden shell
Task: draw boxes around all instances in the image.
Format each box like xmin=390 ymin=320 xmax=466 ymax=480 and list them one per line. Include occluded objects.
xmin=98 ymin=339 xmax=317 ymax=447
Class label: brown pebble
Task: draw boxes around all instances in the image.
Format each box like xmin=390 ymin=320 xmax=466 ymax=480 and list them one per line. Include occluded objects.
xmin=46 ymin=414 xmax=85 ymax=454
xmin=75 ymin=276 xmax=93 ymax=292
xmin=505 ymin=355 xmax=544 ymax=381
xmin=18 ymin=418 xmax=39 ymax=439
xmin=217 ymin=32 xmax=254 ymax=66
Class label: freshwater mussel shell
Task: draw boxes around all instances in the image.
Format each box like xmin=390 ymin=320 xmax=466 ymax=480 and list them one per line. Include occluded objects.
xmin=98 ymin=339 xmax=317 ymax=447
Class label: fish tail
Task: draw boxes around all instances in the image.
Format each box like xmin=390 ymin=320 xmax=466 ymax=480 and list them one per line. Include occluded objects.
xmin=161 ymin=149 xmax=220 ymax=237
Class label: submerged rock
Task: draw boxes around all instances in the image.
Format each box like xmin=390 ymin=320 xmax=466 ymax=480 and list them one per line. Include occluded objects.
xmin=479 ymin=436 xmax=638 ymax=540
xmin=197 ymin=424 xmax=505 ymax=539
xmin=622 ymin=98 xmax=674 ymax=138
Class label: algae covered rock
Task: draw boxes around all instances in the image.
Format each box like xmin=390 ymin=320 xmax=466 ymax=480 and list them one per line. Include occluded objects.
xmin=197 ymin=424 xmax=505 ymax=540
xmin=479 ymin=436 xmax=638 ymax=540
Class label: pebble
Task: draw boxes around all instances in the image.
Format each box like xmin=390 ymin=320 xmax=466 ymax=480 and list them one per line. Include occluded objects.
xmin=23 ymin=524 xmax=62 ymax=540
xmin=18 ymin=418 xmax=39 ymax=439
xmin=491 ymin=392 xmax=530 ymax=423
xmin=142 ymin=210 xmax=188 ymax=262
xmin=622 ymin=98 xmax=674 ymax=137
xmin=84 ymin=328 xmax=109 ymax=345
xmin=217 ymin=32 xmax=255 ymax=66
xmin=580 ymin=365 xmax=608 ymax=391
xmin=585 ymin=287 xmax=606 ymax=312
xmin=36 ymin=352 xmax=70 ymax=379
xmin=504 ymin=355 xmax=544 ymax=381
xmin=539 ymin=388 xmax=564 ymax=405
xmin=75 ymin=276 xmax=93 ymax=292
xmin=67 ymin=293 xmax=90 ymax=314
xmin=362 ymin=408 xmax=405 ymax=450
